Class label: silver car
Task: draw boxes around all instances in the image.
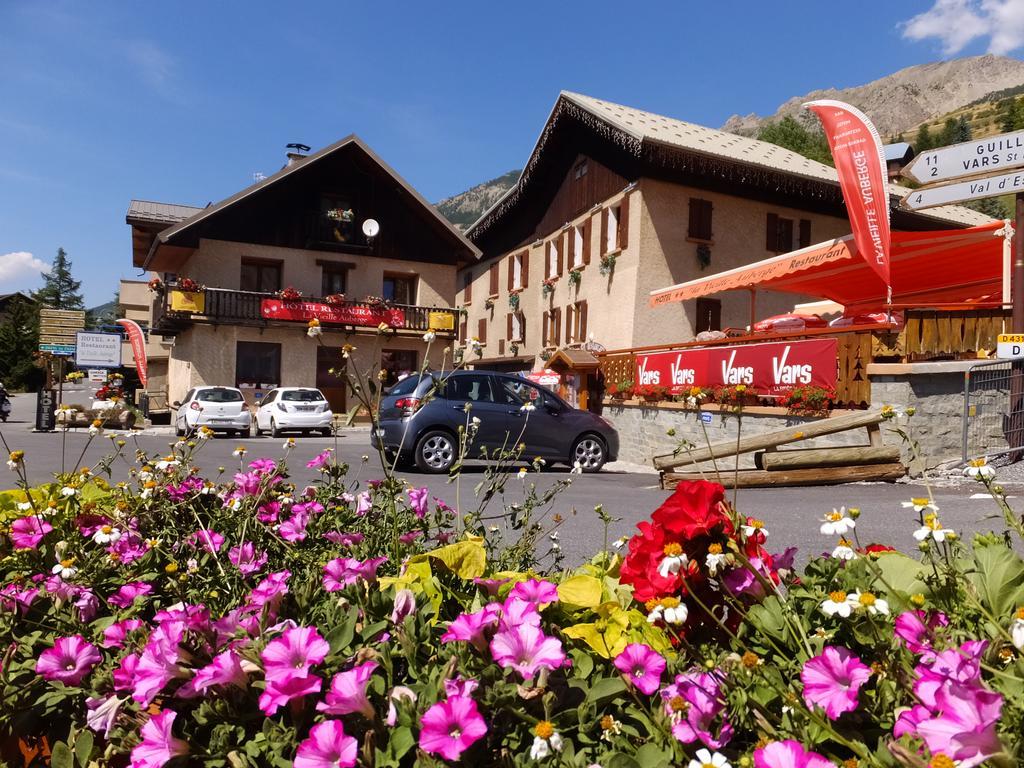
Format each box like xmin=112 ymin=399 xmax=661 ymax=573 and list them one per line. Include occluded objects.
xmin=173 ymin=386 xmax=251 ymax=437
xmin=372 ymin=371 xmax=619 ymax=473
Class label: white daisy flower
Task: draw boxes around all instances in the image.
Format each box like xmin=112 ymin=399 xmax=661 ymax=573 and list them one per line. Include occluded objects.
xmin=232 ymin=446 xmax=247 ymax=458
xmin=848 ymin=589 xmax=889 ymax=616
xmin=422 ymin=331 xmax=436 ymax=343
xmin=570 ymin=461 xmax=583 ymax=475
xmin=688 ymin=749 xmax=731 ymax=768
xmin=647 ymin=597 xmax=687 ymax=625
xmin=913 ymin=513 xmax=954 ymax=543
xmin=820 ymin=590 xmax=853 ymax=618
xmin=155 ymin=458 xmax=179 ymax=472
xmin=92 ymin=526 xmax=122 ymax=545
xmin=282 ymin=438 xmax=296 ymax=450
xmin=198 ymin=426 xmax=213 ymax=440
xmin=964 ymin=458 xmax=995 ymax=479
xmin=51 ymin=559 xmax=78 ymax=579
xmin=612 ymin=536 xmax=628 ymax=550
xmin=820 ymin=507 xmax=856 ymax=536
xmin=1011 ymin=608 xmax=1024 ymax=651
xmin=16 ymin=501 xmax=32 ymax=512
xmin=306 ymin=324 xmax=323 ymax=338
xmin=902 ymin=497 xmax=938 ymax=514
xmin=471 ymin=416 xmax=481 ymax=427
xmin=741 ymin=518 xmax=769 ymax=539
xmin=704 ymin=543 xmax=727 ymax=576
xmin=60 ymin=486 xmax=79 ymax=498
xmin=517 ymin=468 xmax=527 ymax=480
xmin=520 ymin=402 xmax=536 ymax=413
xmin=657 ymin=544 xmax=688 ymax=578
xmin=831 ymin=539 xmax=857 ymax=560
xmin=529 ymin=727 xmax=563 ymax=760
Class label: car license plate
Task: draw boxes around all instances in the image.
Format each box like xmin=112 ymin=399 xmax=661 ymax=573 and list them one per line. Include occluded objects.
xmin=296 ymin=406 xmax=315 ymax=412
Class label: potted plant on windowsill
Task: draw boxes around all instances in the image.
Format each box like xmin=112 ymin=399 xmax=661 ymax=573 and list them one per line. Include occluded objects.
xmin=541 ymin=277 xmax=557 ymax=297
xmin=568 ymin=269 xmax=582 ymax=288
xmin=780 ymin=385 xmax=836 ymax=416
xmin=484 ymin=297 xmax=495 ymax=310
xmin=508 ymin=293 xmax=520 ymax=310
xmin=363 ymin=295 xmax=385 ymax=309
xmin=147 ymin=277 xmax=165 ymax=294
xmin=176 ymin=277 xmax=201 ymax=293
xmin=607 ymin=379 xmax=633 ymax=401
xmin=599 ymin=252 xmax=618 ymax=277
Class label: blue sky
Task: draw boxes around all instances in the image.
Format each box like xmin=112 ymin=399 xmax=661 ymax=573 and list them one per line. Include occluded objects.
xmin=2 ymin=0 xmax=1022 ymax=304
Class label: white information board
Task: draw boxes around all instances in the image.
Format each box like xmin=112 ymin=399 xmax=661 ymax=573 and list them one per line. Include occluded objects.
xmin=75 ymin=332 xmax=122 ymax=368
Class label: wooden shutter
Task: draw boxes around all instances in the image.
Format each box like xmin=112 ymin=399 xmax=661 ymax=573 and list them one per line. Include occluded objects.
xmin=553 ymin=307 xmax=561 ymax=346
xmin=766 ymin=213 xmax=779 ymax=251
xmin=600 ymin=208 xmax=609 ymax=254
xmin=507 ymin=256 xmax=514 ymax=292
xmin=688 ymin=199 xmax=699 ymax=239
xmin=557 ymin=235 xmax=565 ymax=276
xmin=779 ymin=218 xmax=794 ymax=252
xmin=506 ymin=312 xmax=513 ymax=341
xmin=579 ymin=301 xmax=588 ymax=341
xmin=459 ymin=316 xmax=467 ymax=341
xmin=564 ymin=305 xmax=572 ymax=343
xmin=498 ymin=340 xmax=505 ymax=355
xmin=542 ymin=312 xmax=549 ymax=346
xmin=477 ymin=318 xmax=487 ymax=344
xmin=799 ymin=219 xmax=811 ymax=249
xmin=489 ymin=263 xmax=499 ymax=296
xmin=703 ymin=200 xmax=713 ymax=240
xmin=522 ymin=250 xmax=529 ymax=288
xmin=618 ymin=193 xmax=630 ymax=250
xmin=519 ymin=313 xmax=525 ymax=346
xmin=582 ymin=218 xmax=592 ymax=264
xmin=463 ymin=270 xmax=472 ymax=303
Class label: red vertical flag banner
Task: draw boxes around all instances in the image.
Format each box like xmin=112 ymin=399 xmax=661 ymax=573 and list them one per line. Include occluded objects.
xmin=804 ymin=100 xmax=892 ymax=300
xmin=116 ymin=319 xmax=149 ymax=388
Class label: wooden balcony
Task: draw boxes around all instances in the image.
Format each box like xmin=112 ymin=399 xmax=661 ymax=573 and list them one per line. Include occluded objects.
xmin=153 ymin=286 xmax=459 ymax=337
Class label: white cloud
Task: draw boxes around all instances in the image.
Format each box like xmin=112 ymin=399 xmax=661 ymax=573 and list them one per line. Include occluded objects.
xmin=902 ymin=0 xmax=1024 ymax=55
xmin=0 ymin=251 xmax=49 ymax=289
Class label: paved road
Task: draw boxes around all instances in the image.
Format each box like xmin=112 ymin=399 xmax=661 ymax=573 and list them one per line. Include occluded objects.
xmin=1 ymin=391 xmax=1016 ymax=567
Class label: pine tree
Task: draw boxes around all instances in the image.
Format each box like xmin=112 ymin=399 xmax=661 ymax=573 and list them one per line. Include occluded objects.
xmin=954 ymin=116 xmax=972 ymax=143
xmin=0 ymin=296 xmax=43 ymax=390
xmin=757 ymin=116 xmax=834 ymax=166
xmin=1000 ymin=98 xmax=1020 ymax=133
xmin=915 ymin=124 xmax=933 ymax=151
xmin=33 ymin=248 xmax=84 ymax=310
xmin=964 ymin=195 xmax=1010 ymax=220
xmin=937 ymin=117 xmax=958 ymax=147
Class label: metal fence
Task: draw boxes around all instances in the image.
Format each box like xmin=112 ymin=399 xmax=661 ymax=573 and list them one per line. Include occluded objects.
xmin=962 ymin=358 xmax=1024 ymax=462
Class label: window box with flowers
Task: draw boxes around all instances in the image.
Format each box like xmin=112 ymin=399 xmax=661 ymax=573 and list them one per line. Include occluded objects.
xmin=567 ymin=269 xmax=582 ymax=289
xmin=714 ymin=384 xmax=760 ymax=409
xmin=508 ymin=292 xmax=520 ymax=311
xmin=483 ymin=297 xmax=495 ymax=311
xmin=541 ymin=277 xmax=558 ymax=298
xmin=780 ymin=385 xmax=836 ymax=416
xmin=324 ymin=293 xmax=347 ymax=306
xmin=278 ymin=287 xmax=303 ymax=301
xmin=606 ymin=379 xmax=634 ymax=401
xmin=633 ymin=383 xmax=668 ymax=403
xmin=599 ymin=252 xmax=617 ymax=277
xmin=175 ymin=277 xmax=201 ymax=293
xmin=147 ymin=277 xmax=165 ymax=294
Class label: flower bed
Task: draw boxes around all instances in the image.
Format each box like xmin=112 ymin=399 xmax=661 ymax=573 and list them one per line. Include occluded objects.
xmin=1 ymin=430 xmax=1022 ymax=766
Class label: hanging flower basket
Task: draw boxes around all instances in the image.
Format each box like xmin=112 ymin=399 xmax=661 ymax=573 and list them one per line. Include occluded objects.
xmin=147 ymin=277 xmax=165 ymax=294
xmin=176 ymin=277 xmax=201 ymax=293
xmin=508 ymin=293 xmax=520 ymax=310
xmin=278 ymin=287 xmax=303 ymax=301
xmin=324 ymin=293 xmax=347 ymax=306
xmin=568 ymin=269 xmax=582 ymax=288
xmin=599 ymin=253 xmax=617 ymax=277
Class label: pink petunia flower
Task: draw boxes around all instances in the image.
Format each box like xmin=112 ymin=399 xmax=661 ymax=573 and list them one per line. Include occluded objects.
xmin=894 ymin=610 xmax=949 ymax=659
xmin=36 ymin=635 xmax=102 ymax=686
xmin=102 ymin=619 xmax=144 ymax=649
xmin=322 ymin=557 xmax=387 ymax=591
xmin=473 ymin=577 xmax=510 ymax=596
xmin=108 ymin=581 xmax=153 ymax=608
xmin=407 ymin=486 xmax=429 ymax=519
xmin=443 ymin=676 xmax=479 ymax=699
xmin=317 ymin=661 xmax=379 ymax=718
xmin=74 ymin=589 xmax=100 ymax=622
xmin=754 ymin=740 xmax=834 ymax=768
xmin=294 ymin=720 xmax=358 ymax=768
xmin=187 ymin=529 xmax=224 ymax=553
xmin=279 ymin=510 xmax=310 ymax=543
xmin=248 ymin=458 xmax=278 ymax=475
xmin=419 ymin=695 xmax=488 ymax=761
xmin=800 ymin=646 xmax=871 ymax=720
xmin=132 ymin=621 xmax=190 ymax=705
xmin=129 ymin=710 xmax=189 ymax=768
xmin=85 ymin=694 xmax=125 ymax=737
xmin=192 ymin=649 xmax=248 ymax=693
xmin=398 ymin=530 xmax=422 ymax=545
xmin=228 ymin=541 xmax=268 ymax=576
xmin=261 ymin=626 xmax=330 ymax=683
xmin=355 ymin=491 xmax=372 ymax=516
xmin=490 ymin=624 xmax=566 ymax=680
xmin=256 ymin=500 xmax=281 ymax=524
xmin=324 ymin=531 xmax=364 ymax=547
xmin=508 ymin=578 xmax=559 ymax=607
xmin=247 ymin=570 xmax=290 ymax=610
xmin=112 ymin=652 xmax=139 ymax=692
xmin=497 ymin=597 xmax=542 ymax=632
xmin=10 ymin=516 xmax=52 ymax=550
xmin=613 ymin=643 xmax=666 ymax=695
xmin=306 ymin=449 xmax=334 ymax=471
xmin=661 ymin=671 xmax=733 ymax=750
xmin=258 ymin=673 xmax=322 ymax=716
xmin=391 ymin=589 xmax=416 ymax=624
xmin=441 ymin=605 xmax=501 ymax=652
xmin=386 ymin=686 xmax=418 ymax=726
xmin=0 ymin=583 xmax=38 ymax=614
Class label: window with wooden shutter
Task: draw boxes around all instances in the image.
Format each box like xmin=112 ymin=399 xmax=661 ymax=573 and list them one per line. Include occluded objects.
xmin=766 ymin=213 xmax=795 ymax=252
xmin=766 ymin=213 xmax=779 ymax=251
xmin=578 ymin=300 xmax=588 ymax=341
xmin=459 ymin=316 xmax=468 ymax=342
xmin=582 ymin=218 xmax=592 ymax=265
xmin=547 ymin=241 xmax=558 ymax=279
xmin=600 ymin=208 xmax=609 ymax=255
xmin=488 ymin=263 xmax=499 ymax=296
xmin=521 ymin=250 xmax=529 ymax=288
xmin=507 ymin=256 xmax=514 ymax=292
xmin=564 ymin=304 xmax=573 ymax=343
xmin=477 ymin=318 xmax=487 ymax=345
xmin=778 ymin=217 xmax=794 ymax=252
xmin=688 ymin=198 xmax=713 ymax=241
xmin=552 ymin=307 xmax=561 ymax=346
xmin=572 ymin=225 xmax=584 ymax=269
xmin=617 ymin=194 xmax=630 ymax=250
xmin=462 ymin=270 xmax=472 ymax=304
xmin=798 ymin=219 xmax=812 ymax=249
xmin=558 ymin=232 xmax=566 ymax=276
xmin=506 ymin=313 xmax=513 ymax=342
xmin=542 ymin=312 xmax=550 ymax=346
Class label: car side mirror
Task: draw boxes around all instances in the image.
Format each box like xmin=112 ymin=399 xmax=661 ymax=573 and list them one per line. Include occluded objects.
xmin=171 ymin=400 xmax=181 ymax=408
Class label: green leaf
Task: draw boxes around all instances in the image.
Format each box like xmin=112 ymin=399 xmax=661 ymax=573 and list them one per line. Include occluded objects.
xmin=570 ymin=648 xmax=594 ymax=679
xmin=971 ymin=539 xmax=1024 ymax=618
xmin=75 ymin=730 xmax=94 ymax=768
xmin=326 ymin=610 xmax=358 ymax=653
xmin=344 ymin=403 xmax=361 ymax=427
xmin=586 ymin=676 xmax=627 ymax=705
xmin=51 ymin=742 xmax=74 ymax=768
xmin=635 ymin=743 xmax=672 ymax=768
xmin=388 ymin=726 xmax=415 ymax=760
xmin=606 ymin=753 xmax=642 ymax=768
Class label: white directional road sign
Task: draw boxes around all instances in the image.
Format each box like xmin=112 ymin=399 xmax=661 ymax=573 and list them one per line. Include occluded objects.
xmin=903 ymin=130 xmax=1024 ymax=185
xmin=900 ymin=169 xmax=1024 ymax=211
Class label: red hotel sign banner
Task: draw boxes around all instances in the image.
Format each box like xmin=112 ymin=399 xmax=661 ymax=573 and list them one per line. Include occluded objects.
xmin=115 ymin=318 xmax=149 ymax=388
xmin=261 ymin=299 xmax=406 ymax=328
xmin=635 ymin=338 xmax=838 ymax=395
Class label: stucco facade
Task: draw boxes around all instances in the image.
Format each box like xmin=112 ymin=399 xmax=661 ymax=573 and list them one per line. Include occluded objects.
xmin=119 ymin=279 xmax=170 ymax=407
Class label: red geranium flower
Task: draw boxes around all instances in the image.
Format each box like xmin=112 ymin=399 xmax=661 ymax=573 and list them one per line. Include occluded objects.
xmin=651 ymin=480 xmax=732 ymax=540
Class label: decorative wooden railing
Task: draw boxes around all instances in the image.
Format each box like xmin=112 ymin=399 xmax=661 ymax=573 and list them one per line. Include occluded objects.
xmin=154 ymin=287 xmax=459 ymax=336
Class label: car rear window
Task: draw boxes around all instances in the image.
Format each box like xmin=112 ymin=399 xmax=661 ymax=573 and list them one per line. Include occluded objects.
xmin=197 ymin=388 xmax=244 ymax=402
xmin=281 ymin=390 xmax=325 ymax=402
xmin=388 ymin=375 xmax=427 ymax=397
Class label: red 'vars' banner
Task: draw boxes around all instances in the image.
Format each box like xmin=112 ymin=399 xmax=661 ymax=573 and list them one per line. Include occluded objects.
xmin=635 ymin=338 xmax=838 ymax=395
xmin=116 ymin=319 xmax=149 ymax=388
xmin=804 ymin=99 xmax=892 ymax=298
xmin=261 ymin=299 xmax=406 ymax=328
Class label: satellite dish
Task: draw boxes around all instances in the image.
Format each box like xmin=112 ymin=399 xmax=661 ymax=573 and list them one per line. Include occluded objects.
xmin=362 ymin=219 xmax=380 ymax=238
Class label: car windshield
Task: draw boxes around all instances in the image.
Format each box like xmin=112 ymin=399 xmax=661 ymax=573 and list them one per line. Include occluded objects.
xmin=281 ymin=390 xmax=325 ymax=402
xmin=388 ymin=374 xmax=428 ymax=397
xmin=197 ymin=388 xmax=244 ymax=403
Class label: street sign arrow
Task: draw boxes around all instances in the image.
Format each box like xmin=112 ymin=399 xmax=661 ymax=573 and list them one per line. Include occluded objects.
xmin=902 ymin=130 xmax=1024 ymax=185
xmin=900 ymin=168 xmax=1024 ymax=211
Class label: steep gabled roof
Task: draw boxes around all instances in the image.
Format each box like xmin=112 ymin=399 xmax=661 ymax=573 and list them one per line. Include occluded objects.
xmin=145 ymin=134 xmax=479 ymax=268
xmin=467 ymin=92 xmax=990 ymax=241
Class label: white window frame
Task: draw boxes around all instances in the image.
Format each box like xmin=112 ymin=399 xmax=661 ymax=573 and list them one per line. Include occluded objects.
xmin=606 ymin=205 xmax=620 ymax=253
xmin=511 ymin=312 xmax=524 ymax=342
xmin=546 ymin=240 xmax=559 ymax=279
xmin=572 ymin=225 xmax=584 ymax=268
xmin=513 ymin=253 xmax=523 ymax=290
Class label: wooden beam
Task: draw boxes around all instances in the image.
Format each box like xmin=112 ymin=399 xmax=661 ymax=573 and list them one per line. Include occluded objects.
xmin=652 ymin=409 xmax=884 ymax=470
xmin=759 ymin=445 xmax=900 ymax=471
xmin=662 ymin=462 xmax=905 ymax=489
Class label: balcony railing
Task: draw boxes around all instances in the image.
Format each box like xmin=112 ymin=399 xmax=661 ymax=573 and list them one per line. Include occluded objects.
xmin=154 ymin=286 xmax=459 ymax=336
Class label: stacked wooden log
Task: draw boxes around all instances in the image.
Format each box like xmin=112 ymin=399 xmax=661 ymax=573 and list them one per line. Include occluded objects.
xmin=653 ymin=410 xmax=905 ymax=490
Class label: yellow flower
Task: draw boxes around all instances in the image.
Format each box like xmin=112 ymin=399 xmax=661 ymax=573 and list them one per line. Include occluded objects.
xmin=534 ymin=721 xmax=554 ymax=739
xmin=165 ymin=562 xmax=179 ymax=574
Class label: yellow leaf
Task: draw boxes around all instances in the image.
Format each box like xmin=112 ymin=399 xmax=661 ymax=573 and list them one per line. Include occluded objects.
xmin=557 ymin=575 xmax=603 ymax=609
xmin=563 ymin=621 xmax=627 ymax=659
xmin=407 ymin=536 xmax=486 ymax=580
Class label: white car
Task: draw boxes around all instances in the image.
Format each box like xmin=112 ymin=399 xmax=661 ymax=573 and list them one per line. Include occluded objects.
xmin=173 ymin=386 xmax=251 ymax=437
xmin=254 ymin=387 xmax=333 ymax=437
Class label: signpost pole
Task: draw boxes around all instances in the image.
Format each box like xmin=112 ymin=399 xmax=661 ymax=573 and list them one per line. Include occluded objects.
xmin=57 ymin=357 xmax=64 ymax=409
xmin=1012 ymin=193 xmax=1024 ymax=459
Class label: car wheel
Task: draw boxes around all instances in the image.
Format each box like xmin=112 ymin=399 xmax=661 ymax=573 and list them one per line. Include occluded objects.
xmin=321 ymin=428 xmax=333 ymax=437
xmin=175 ymin=422 xmax=185 ymax=437
xmin=271 ymin=419 xmax=283 ymax=439
xmin=571 ymin=434 xmax=607 ymax=473
xmin=414 ymin=430 xmax=456 ymax=473
xmin=239 ymin=426 xmax=252 ymax=438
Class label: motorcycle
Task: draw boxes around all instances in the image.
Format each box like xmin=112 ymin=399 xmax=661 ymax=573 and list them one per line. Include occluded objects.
xmin=0 ymin=397 xmax=10 ymax=423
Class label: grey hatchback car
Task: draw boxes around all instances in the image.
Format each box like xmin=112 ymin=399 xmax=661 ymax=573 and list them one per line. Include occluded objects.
xmin=372 ymin=370 xmax=619 ymax=473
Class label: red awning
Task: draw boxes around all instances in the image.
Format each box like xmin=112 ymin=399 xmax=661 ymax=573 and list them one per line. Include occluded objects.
xmin=649 ymin=222 xmax=1009 ymax=312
